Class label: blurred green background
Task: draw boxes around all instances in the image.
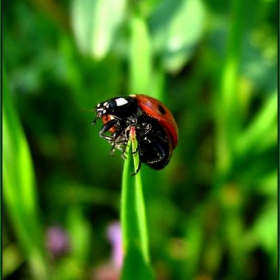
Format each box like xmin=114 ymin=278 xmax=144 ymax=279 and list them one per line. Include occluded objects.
xmin=3 ymin=0 xmax=277 ymax=279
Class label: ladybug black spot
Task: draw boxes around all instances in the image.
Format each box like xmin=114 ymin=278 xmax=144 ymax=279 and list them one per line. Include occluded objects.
xmin=157 ymin=104 xmax=166 ymax=115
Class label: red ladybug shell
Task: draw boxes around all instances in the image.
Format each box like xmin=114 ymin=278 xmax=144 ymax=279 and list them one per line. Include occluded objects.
xmin=130 ymin=94 xmax=178 ymax=148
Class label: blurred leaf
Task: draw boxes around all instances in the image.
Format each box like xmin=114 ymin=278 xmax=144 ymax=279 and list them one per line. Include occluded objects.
xmin=214 ymin=0 xmax=252 ymax=176
xmin=251 ymin=202 xmax=277 ymax=255
xmin=183 ymin=215 xmax=204 ymax=278
xmin=129 ymin=14 xmax=152 ymax=94
xmin=3 ymin=68 xmax=48 ymax=279
xmin=63 ymin=206 xmax=92 ymax=279
xmin=50 ymin=183 xmax=120 ymax=208
xmin=234 ymin=146 xmax=277 ymax=186
xmin=67 ymin=207 xmax=92 ymax=263
xmin=255 ymin=171 xmax=277 ymax=196
xmin=241 ymin=32 xmax=277 ymax=93
xmin=236 ymin=92 xmax=277 ymax=155
xmin=71 ymin=0 xmax=126 ymax=59
xmin=3 ymin=244 xmax=24 ymax=278
xmin=149 ymin=0 xmax=205 ymax=73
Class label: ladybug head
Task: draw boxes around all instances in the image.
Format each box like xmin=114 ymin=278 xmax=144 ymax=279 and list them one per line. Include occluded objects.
xmin=95 ymin=101 xmax=112 ymax=118
xmin=96 ymin=97 xmax=140 ymax=119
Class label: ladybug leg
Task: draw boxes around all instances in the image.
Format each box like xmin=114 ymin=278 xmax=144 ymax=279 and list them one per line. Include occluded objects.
xmin=129 ymin=123 xmax=150 ymax=154
xmin=110 ymin=132 xmax=127 ymax=155
xmin=121 ymin=151 xmax=127 ymax=159
xmin=119 ymin=133 xmax=130 ymax=159
xmin=126 ymin=125 xmax=141 ymax=175
xmin=111 ymin=125 xmax=131 ymax=155
xmin=131 ymin=161 xmax=141 ymax=176
xmin=110 ymin=129 xmax=122 ymax=154
xmin=135 ymin=123 xmax=152 ymax=142
xmin=119 ymin=125 xmax=135 ymax=157
xmin=131 ymin=142 xmax=139 ymax=154
xmin=99 ymin=119 xmax=119 ymax=142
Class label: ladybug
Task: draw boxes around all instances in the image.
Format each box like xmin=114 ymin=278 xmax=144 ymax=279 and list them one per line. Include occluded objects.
xmin=92 ymin=94 xmax=178 ymax=173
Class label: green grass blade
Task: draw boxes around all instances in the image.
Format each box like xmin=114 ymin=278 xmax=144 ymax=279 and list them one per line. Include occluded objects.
xmin=215 ymin=0 xmax=247 ymax=176
xmin=121 ymin=128 xmax=154 ymax=280
xmin=129 ymin=13 xmax=152 ymax=94
xmin=3 ymin=68 xmax=48 ymax=279
xmin=236 ymin=92 xmax=277 ymax=155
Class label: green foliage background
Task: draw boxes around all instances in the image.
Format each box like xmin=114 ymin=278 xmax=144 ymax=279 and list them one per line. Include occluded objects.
xmin=3 ymin=0 xmax=277 ymax=279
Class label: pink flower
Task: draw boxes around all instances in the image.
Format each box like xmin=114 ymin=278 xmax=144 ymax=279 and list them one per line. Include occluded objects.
xmin=106 ymin=221 xmax=123 ymax=269
xmin=45 ymin=226 xmax=70 ymax=258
